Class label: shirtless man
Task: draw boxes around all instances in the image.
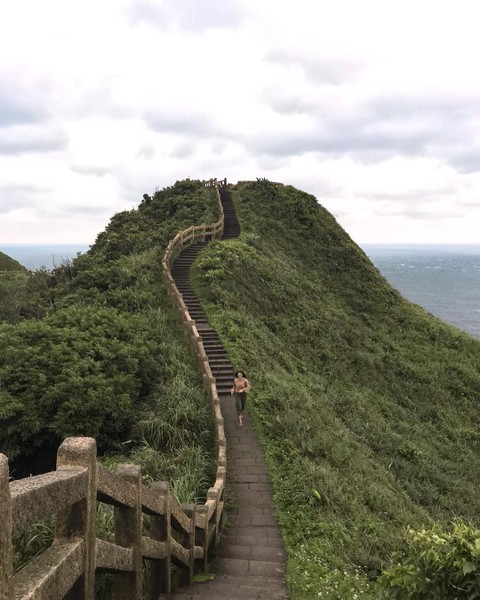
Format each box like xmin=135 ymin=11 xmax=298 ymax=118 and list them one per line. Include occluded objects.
xmin=231 ymin=371 xmax=251 ymax=427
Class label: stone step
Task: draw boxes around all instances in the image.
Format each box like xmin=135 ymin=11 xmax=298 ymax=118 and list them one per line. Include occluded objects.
xmin=205 ymin=347 xmax=228 ymax=353
xmin=173 ymin=256 xmax=196 ymax=262
xmin=210 ymin=365 xmax=234 ymax=372
xmin=212 ymin=375 xmax=235 ymax=383
xmin=160 ymin=574 xmax=288 ymax=599
xmin=212 ymin=374 xmax=235 ymax=381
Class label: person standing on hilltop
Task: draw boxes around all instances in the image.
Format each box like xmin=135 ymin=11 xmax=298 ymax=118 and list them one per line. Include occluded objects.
xmin=231 ymin=371 xmax=251 ymax=427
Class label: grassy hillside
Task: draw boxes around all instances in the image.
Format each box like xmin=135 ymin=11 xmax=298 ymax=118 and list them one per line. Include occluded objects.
xmin=0 ymin=251 xmax=27 ymax=272
xmin=0 ymin=180 xmax=218 ymax=505
xmin=0 ymin=252 xmax=29 ymax=324
xmin=190 ymin=180 xmax=480 ymax=599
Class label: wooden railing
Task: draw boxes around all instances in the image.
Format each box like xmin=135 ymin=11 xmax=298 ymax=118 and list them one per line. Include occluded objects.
xmin=162 ymin=178 xmax=225 ymax=273
xmin=0 ymin=178 xmax=228 ymax=599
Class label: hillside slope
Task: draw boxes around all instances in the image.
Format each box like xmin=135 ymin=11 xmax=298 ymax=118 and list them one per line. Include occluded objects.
xmin=0 ymin=181 xmax=218 ymax=503
xmin=191 ymin=180 xmax=480 ymax=599
xmin=0 ymin=251 xmax=27 ymax=271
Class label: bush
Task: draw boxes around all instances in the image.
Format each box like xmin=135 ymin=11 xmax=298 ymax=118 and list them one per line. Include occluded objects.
xmin=377 ymin=521 xmax=480 ymax=599
xmin=0 ymin=305 xmax=158 ymax=468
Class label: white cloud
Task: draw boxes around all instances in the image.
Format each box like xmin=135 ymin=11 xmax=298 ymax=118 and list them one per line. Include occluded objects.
xmin=0 ymin=0 xmax=479 ymax=242
xmin=127 ymin=0 xmax=242 ymax=31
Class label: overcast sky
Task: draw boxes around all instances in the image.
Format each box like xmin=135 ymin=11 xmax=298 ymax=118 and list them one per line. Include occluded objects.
xmin=1 ymin=0 xmax=480 ymax=245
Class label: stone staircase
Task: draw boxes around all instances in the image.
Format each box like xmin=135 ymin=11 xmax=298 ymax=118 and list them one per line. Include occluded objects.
xmin=163 ymin=189 xmax=289 ymax=599
xmin=170 ymin=241 xmax=234 ymax=396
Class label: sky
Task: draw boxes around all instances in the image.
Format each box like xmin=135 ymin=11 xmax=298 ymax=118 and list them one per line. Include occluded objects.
xmin=1 ymin=0 xmax=480 ymax=245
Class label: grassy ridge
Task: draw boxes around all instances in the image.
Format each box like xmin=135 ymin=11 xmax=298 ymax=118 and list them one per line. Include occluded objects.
xmin=2 ymin=180 xmax=221 ymax=588
xmin=1 ymin=180 xmax=218 ymax=501
xmin=0 ymin=251 xmax=27 ymax=272
xmin=191 ymin=180 xmax=480 ymax=598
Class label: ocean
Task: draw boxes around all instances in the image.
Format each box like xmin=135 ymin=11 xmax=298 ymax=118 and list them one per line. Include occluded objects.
xmin=0 ymin=244 xmax=90 ymax=271
xmin=2 ymin=243 xmax=479 ymax=341
xmin=361 ymin=244 xmax=480 ymax=341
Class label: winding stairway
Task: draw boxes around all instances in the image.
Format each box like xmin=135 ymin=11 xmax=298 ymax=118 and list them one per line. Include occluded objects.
xmin=163 ymin=189 xmax=289 ymax=599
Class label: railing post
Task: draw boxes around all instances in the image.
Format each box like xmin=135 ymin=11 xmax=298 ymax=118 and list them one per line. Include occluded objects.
xmin=56 ymin=437 xmax=97 ymax=600
xmin=112 ymin=465 xmax=142 ymax=600
xmin=202 ymin=372 xmax=209 ymax=392
xmin=206 ymin=488 xmax=220 ymax=555
xmin=195 ymin=505 xmax=209 ymax=573
xmin=209 ymin=376 xmax=216 ymax=398
xmin=194 ymin=336 xmax=202 ymax=358
xmin=179 ymin=504 xmax=196 ymax=586
xmin=150 ymin=482 xmax=171 ymax=594
xmin=0 ymin=454 xmax=13 ymax=600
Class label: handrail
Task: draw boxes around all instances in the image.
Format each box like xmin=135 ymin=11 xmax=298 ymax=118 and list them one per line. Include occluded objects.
xmin=1 ymin=438 xmax=204 ymax=599
xmin=0 ymin=178 xmax=228 ymax=599
xmin=160 ymin=176 xmax=227 ymax=547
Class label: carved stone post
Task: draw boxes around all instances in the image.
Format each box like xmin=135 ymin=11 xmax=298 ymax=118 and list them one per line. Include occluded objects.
xmin=194 ymin=505 xmax=209 ymax=573
xmin=179 ymin=504 xmax=196 ymax=586
xmin=150 ymin=481 xmax=171 ymax=594
xmin=193 ymin=336 xmax=202 ymax=361
xmin=214 ymin=467 xmax=226 ymax=548
xmin=56 ymin=437 xmax=97 ymax=600
xmin=0 ymin=454 xmax=13 ymax=600
xmin=112 ymin=464 xmax=142 ymax=600
xmin=209 ymin=376 xmax=216 ymax=399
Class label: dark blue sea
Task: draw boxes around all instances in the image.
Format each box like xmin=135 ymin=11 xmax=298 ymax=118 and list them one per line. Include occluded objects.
xmin=2 ymin=243 xmax=480 ymax=341
xmin=361 ymin=244 xmax=480 ymax=341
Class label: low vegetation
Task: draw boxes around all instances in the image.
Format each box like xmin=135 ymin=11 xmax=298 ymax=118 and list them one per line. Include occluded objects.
xmin=0 ymin=179 xmax=218 ymax=497
xmin=190 ymin=180 xmax=480 ymax=599
xmin=1 ymin=181 xmax=220 ymax=598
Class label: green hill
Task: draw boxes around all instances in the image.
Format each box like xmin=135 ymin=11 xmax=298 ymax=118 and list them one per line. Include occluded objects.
xmin=0 ymin=252 xmax=29 ymax=324
xmin=2 ymin=179 xmax=480 ymax=597
xmin=0 ymin=181 xmax=218 ymax=497
xmin=0 ymin=251 xmax=27 ymax=272
xmin=190 ymin=180 xmax=480 ymax=598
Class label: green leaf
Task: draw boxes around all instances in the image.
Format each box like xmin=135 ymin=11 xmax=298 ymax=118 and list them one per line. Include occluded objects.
xmin=192 ymin=572 xmax=216 ymax=583
xmin=463 ymin=561 xmax=476 ymax=575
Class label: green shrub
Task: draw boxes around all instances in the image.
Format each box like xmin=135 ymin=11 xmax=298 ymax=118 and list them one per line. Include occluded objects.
xmin=0 ymin=306 xmax=157 ymax=466
xmin=377 ymin=521 xmax=480 ymax=599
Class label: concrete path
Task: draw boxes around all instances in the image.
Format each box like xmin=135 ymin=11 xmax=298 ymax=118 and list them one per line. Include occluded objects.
xmin=161 ymin=396 xmax=289 ymax=599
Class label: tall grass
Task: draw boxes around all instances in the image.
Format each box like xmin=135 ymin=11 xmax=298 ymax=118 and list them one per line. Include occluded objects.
xmin=191 ymin=181 xmax=480 ymax=599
